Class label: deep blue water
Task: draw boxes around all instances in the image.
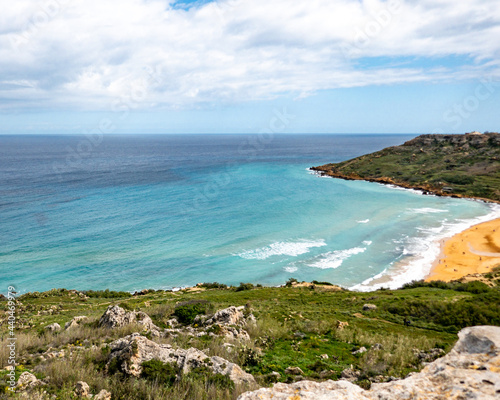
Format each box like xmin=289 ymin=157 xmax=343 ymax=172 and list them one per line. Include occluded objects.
xmin=1 ymin=134 xmax=498 ymax=293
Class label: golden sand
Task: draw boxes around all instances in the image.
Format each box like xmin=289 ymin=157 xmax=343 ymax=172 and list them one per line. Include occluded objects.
xmin=425 ymin=218 xmax=500 ymax=282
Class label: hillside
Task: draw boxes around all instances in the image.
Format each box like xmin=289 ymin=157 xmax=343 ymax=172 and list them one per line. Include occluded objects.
xmin=311 ymin=132 xmax=500 ymax=202
xmin=1 ymin=272 xmax=500 ymax=399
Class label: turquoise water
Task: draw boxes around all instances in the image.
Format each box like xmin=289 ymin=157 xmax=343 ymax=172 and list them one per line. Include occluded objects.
xmin=1 ymin=134 xmax=498 ymax=293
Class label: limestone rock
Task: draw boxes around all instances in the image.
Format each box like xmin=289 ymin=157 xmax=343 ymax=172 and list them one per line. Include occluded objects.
xmin=65 ymin=316 xmax=88 ymax=330
xmin=74 ymin=381 xmax=90 ymax=398
xmin=94 ymin=389 xmax=112 ymax=400
xmin=205 ymin=306 xmax=245 ymax=326
xmin=99 ymin=305 xmax=161 ymax=336
xmin=238 ymin=380 xmax=367 ymax=400
xmin=107 ymin=333 xmax=255 ymax=385
xmin=284 ymin=366 xmax=304 ymax=375
xmin=352 ymin=346 xmax=367 ymax=355
xmin=238 ymin=326 xmax=500 ymax=400
xmin=16 ymin=372 xmax=42 ymax=390
xmin=44 ymin=323 xmax=61 ymax=333
xmin=362 ymin=304 xmax=377 ymax=311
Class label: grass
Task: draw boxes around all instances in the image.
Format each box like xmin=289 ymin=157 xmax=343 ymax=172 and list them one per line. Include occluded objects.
xmin=1 ymin=276 xmax=499 ymax=399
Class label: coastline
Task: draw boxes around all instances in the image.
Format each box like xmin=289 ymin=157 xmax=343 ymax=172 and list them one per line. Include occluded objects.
xmin=310 ymin=168 xmax=500 ymax=205
xmin=425 ymin=217 xmax=500 ymax=282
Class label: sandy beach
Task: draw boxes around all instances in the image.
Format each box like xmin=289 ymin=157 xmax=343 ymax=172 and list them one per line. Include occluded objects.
xmin=425 ymin=217 xmax=500 ymax=282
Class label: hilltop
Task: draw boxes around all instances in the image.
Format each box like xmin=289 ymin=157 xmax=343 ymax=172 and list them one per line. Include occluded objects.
xmin=311 ymin=132 xmax=500 ymax=202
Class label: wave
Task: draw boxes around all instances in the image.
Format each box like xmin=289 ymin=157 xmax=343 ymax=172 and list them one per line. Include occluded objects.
xmin=409 ymin=207 xmax=448 ymax=214
xmin=362 ymin=240 xmax=372 ymax=245
xmin=308 ymin=246 xmax=366 ymax=269
xmin=350 ymin=203 xmax=500 ymax=292
xmin=236 ymin=239 xmax=326 ymax=260
xmin=357 ymin=219 xmax=370 ymax=224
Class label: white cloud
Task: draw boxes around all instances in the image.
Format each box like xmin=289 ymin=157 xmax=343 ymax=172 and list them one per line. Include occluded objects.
xmin=0 ymin=0 xmax=499 ymax=111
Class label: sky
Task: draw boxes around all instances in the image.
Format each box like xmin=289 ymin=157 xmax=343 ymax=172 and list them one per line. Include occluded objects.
xmin=1 ymin=0 xmax=500 ymax=134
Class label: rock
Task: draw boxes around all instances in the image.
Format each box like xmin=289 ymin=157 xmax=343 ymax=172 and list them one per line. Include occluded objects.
xmin=320 ymin=354 xmax=329 ymax=360
xmin=99 ymin=305 xmax=161 ymax=336
xmin=372 ymin=343 xmax=383 ymax=351
xmin=284 ymin=366 xmax=304 ymax=375
xmin=94 ymin=389 xmax=112 ymax=400
xmin=238 ymin=380 xmax=366 ymax=400
xmin=340 ymin=367 xmax=360 ymax=382
xmin=264 ymin=371 xmax=281 ymax=382
xmin=44 ymin=323 xmax=61 ymax=332
xmin=238 ymin=326 xmax=500 ymax=400
xmin=352 ymin=346 xmax=367 ymax=355
xmin=294 ymin=331 xmax=307 ymax=339
xmin=74 ymin=381 xmax=90 ymax=398
xmin=65 ymin=316 xmax=88 ymax=330
xmin=205 ymin=306 xmax=245 ymax=326
xmin=362 ymin=304 xmax=377 ymax=311
xmin=16 ymin=372 xmax=42 ymax=390
xmin=107 ymin=333 xmax=255 ymax=386
xmin=413 ymin=347 xmax=445 ymax=363
xmin=336 ymin=321 xmax=349 ymax=330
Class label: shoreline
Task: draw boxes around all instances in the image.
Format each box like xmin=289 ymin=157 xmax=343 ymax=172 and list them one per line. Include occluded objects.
xmin=309 ymin=168 xmax=500 ymax=205
xmin=425 ymin=217 xmax=500 ymax=282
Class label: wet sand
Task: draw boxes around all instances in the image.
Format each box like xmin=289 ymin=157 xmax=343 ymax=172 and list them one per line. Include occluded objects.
xmin=425 ymin=218 xmax=500 ymax=282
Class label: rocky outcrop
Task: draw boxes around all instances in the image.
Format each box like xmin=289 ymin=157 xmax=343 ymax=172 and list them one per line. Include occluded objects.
xmin=74 ymin=381 xmax=90 ymax=398
xmin=65 ymin=316 xmax=88 ymax=330
xmin=44 ymin=323 xmax=61 ymax=332
xmin=238 ymin=326 xmax=500 ymax=400
xmin=107 ymin=333 xmax=256 ymax=386
xmin=16 ymin=372 xmax=44 ymax=391
xmin=99 ymin=305 xmax=161 ymax=337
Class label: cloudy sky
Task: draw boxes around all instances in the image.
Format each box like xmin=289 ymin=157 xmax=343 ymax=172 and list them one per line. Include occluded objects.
xmin=1 ymin=0 xmax=500 ymax=134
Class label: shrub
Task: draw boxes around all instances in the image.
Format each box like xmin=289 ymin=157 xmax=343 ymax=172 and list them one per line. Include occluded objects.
xmin=285 ymin=278 xmax=298 ymax=287
xmin=174 ymin=301 xmax=208 ymax=324
xmin=141 ymin=359 xmax=177 ymax=386
xmin=235 ymin=283 xmax=254 ymax=292
xmin=198 ymin=282 xmax=228 ymax=289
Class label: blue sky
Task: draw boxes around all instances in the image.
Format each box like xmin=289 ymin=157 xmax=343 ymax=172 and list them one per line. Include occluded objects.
xmin=1 ymin=0 xmax=500 ymax=134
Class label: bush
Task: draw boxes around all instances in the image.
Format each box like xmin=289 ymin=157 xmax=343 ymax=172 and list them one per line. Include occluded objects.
xmin=141 ymin=359 xmax=177 ymax=386
xmin=285 ymin=278 xmax=298 ymax=287
xmin=174 ymin=301 xmax=208 ymax=324
xmin=198 ymin=282 xmax=228 ymax=289
xmin=235 ymin=283 xmax=254 ymax=292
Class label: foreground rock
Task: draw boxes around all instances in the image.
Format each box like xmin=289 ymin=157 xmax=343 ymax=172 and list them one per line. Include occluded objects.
xmin=238 ymin=326 xmax=500 ymax=399
xmin=99 ymin=305 xmax=161 ymax=336
xmin=107 ymin=333 xmax=256 ymax=386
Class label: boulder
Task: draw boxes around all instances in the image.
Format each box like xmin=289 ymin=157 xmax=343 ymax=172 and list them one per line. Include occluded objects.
xmin=99 ymin=305 xmax=161 ymax=337
xmin=65 ymin=316 xmax=88 ymax=330
xmin=352 ymin=346 xmax=367 ymax=355
xmin=205 ymin=306 xmax=245 ymax=326
xmin=16 ymin=372 xmax=42 ymax=390
xmin=284 ymin=366 xmax=304 ymax=375
xmin=94 ymin=389 xmax=112 ymax=400
xmin=74 ymin=381 xmax=90 ymax=398
xmin=238 ymin=326 xmax=500 ymax=400
xmin=44 ymin=323 xmax=61 ymax=333
xmin=362 ymin=304 xmax=377 ymax=311
xmin=107 ymin=333 xmax=255 ymax=386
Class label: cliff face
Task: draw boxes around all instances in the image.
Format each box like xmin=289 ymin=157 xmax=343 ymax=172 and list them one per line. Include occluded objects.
xmin=238 ymin=325 xmax=500 ymax=400
xmin=312 ymin=133 xmax=500 ymax=202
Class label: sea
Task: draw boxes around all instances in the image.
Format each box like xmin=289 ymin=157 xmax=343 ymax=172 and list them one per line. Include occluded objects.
xmin=1 ymin=134 xmax=499 ymax=294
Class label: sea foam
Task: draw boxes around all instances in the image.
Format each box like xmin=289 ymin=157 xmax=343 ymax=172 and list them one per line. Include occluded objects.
xmin=237 ymin=239 xmax=326 ymax=260
xmin=308 ymin=246 xmax=366 ymax=269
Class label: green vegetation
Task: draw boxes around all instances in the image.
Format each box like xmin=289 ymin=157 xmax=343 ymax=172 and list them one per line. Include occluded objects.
xmin=312 ymin=132 xmax=500 ymax=201
xmin=173 ymin=300 xmax=209 ymax=324
xmin=1 ymin=273 xmax=499 ymax=399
